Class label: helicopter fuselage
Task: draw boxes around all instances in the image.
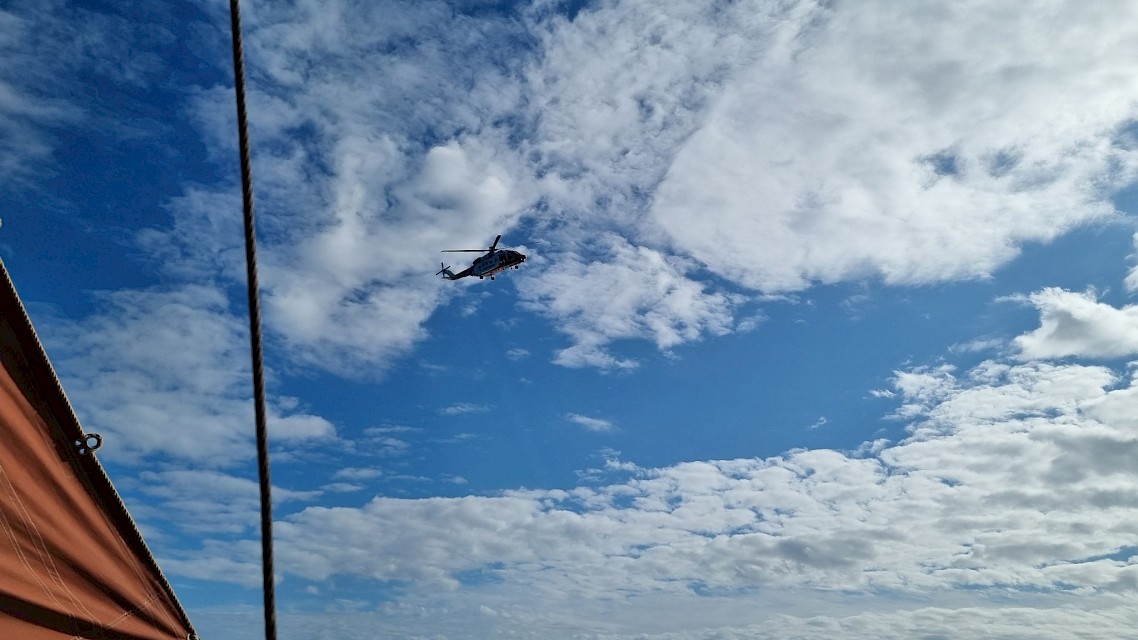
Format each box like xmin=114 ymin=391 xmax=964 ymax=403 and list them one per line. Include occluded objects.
xmin=439 ymin=234 xmax=526 ymax=281
xmin=471 ymin=249 xmax=526 ymax=279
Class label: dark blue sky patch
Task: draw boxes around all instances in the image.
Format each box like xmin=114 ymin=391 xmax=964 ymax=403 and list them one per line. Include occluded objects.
xmin=454 ymin=562 xmax=506 ymax=587
xmin=923 ymin=149 xmax=960 ymax=178
xmin=985 ymin=148 xmax=1021 ymax=178
xmin=1070 ymin=545 xmax=1138 ymax=564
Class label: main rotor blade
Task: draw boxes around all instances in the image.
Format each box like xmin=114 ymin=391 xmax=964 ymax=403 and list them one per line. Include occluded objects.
xmin=489 ymin=234 xmax=502 ymax=251
xmin=441 ymin=249 xmax=486 ymax=252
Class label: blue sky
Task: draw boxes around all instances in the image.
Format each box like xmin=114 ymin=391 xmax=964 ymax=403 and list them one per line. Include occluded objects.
xmin=7 ymin=0 xmax=1138 ymax=638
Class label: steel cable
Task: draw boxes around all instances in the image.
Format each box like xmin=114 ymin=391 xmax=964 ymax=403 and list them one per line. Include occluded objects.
xmin=227 ymin=1 xmax=278 ymax=639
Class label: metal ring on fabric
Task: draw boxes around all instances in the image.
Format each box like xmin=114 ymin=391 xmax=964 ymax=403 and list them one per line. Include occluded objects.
xmin=75 ymin=433 xmax=102 ymax=455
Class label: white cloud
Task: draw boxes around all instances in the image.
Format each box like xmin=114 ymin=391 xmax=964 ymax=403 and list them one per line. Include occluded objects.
xmin=519 ymin=0 xmax=763 ymax=217
xmin=320 ymin=482 xmax=363 ymax=493
xmin=361 ymin=436 xmax=412 ymax=457
xmin=332 ymin=467 xmax=383 ymax=481
xmin=129 ymin=469 xmax=320 ymax=536
xmin=518 ymin=234 xmax=738 ymax=369
xmin=117 ymin=0 xmax=1138 ymax=376
xmin=41 ymin=285 xmax=335 ymax=467
xmin=274 ymin=412 xmax=337 ymax=440
xmin=20 ymin=0 xmax=1138 ymax=380
xmin=253 ymin=138 xmax=528 ymax=374
xmin=948 ymin=336 xmax=1005 ymax=355
xmin=649 ymin=0 xmax=1138 ymax=293
xmin=173 ymin=356 xmax=1138 ymax=630
xmin=135 ymin=187 xmax=247 ymax=282
xmin=440 ymin=403 xmax=491 ymax=416
xmin=1126 ymin=232 xmax=1138 ymax=292
xmin=566 ymin=413 xmax=614 ymax=432
xmin=159 ymin=0 xmax=538 ymax=375
xmin=1014 ymin=288 xmax=1138 ymax=360
xmin=508 ymin=0 xmax=1138 ymax=365
xmin=192 ymin=601 xmax=1138 ymax=640
xmin=16 ymin=3 xmax=1138 ymax=637
xmin=162 ymin=540 xmax=264 ymax=589
xmin=352 ymin=425 xmax=419 ymax=457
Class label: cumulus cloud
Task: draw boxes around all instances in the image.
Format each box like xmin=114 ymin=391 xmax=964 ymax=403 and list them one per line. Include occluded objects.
xmin=650 ymin=0 xmax=1138 ymax=293
xmin=163 ymin=1 xmax=537 ymax=375
xmin=507 ymin=0 xmax=1138 ymax=365
xmin=168 ymin=355 xmax=1138 ymax=639
xmin=1014 ymin=288 xmax=1138 ymax=360
xmin=518 ymin=234 xmax=738 ymax=368
xmin=438 ymin=0 xmax=1112 ymax=368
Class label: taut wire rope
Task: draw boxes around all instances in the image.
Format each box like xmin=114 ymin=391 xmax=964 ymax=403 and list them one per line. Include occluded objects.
xmin=227 ymin=1 xmax=278 ymax=639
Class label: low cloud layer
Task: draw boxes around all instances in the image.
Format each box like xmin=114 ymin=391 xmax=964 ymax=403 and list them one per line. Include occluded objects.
xmin=174 ymin=339 xmax=1138 ymax=637
xmin=195 ymin=601 xmax=1138 ymax=640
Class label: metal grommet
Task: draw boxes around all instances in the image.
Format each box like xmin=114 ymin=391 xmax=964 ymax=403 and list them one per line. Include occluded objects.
xmin=75 ymin=433 xmax=102 ymax=455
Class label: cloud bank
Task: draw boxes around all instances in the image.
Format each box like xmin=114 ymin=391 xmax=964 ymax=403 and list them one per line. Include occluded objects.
xmin=179 ymin=344 xmax=1138 ymax=637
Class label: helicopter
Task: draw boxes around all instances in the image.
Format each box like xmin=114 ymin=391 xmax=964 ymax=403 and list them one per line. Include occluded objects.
xmin=437 ymin=234 xmax=526 ymax=281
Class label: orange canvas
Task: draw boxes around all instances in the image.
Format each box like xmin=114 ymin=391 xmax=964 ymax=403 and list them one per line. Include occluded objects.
xmin=0 ymin=261 xmax=196 ymax=640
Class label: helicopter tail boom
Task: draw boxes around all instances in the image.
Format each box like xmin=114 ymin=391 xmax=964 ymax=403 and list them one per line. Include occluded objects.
xmin=436 ymin=263 xmax=470 ymax=280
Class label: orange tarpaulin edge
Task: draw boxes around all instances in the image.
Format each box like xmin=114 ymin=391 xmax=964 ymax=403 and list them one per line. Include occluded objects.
xmin=0 ymin=259 xmax=198 ymax=640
